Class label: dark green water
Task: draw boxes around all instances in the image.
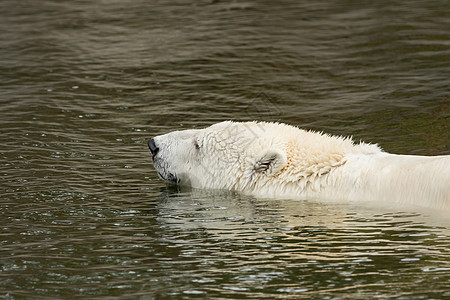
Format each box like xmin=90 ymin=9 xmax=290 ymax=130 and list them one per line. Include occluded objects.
xmin=1 ymin=0 xmax=449 ymax=298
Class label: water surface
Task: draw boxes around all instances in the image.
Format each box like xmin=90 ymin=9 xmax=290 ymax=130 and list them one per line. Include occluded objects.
xmin=0 ymin=0 xmax=449 ymax=298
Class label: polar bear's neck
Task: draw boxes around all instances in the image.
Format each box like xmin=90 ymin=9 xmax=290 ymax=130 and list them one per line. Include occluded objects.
xmin=276 ymin=129 xmax=381 ymax=187
xmin=240 ymin=129 xmax=380 ymax=194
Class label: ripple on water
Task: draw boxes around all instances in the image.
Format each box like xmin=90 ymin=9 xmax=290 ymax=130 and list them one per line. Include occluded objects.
xmin=0 ymin=0 xmax=449 ymax=298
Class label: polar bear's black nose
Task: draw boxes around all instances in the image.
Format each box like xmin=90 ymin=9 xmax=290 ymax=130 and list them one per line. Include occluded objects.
xmin=148 ymin=138 xmax=159 ymax=157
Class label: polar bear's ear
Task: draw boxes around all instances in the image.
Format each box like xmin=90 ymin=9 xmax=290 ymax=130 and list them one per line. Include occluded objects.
xmin=252 ymin=149 xmax=287 ymax=175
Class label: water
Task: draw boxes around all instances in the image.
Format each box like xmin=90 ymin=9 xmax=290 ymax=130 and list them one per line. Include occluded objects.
xmin=0 ymin=0 xmax=449 ymax=298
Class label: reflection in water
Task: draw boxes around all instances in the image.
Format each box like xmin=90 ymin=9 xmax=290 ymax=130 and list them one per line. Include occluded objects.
xmin=152 ymin=189 xmax=450 ymax=298
xmin=0 ymin=0 xmax=449 ymax=298
xmin=3 ymin=187 xmax=449 ymax=298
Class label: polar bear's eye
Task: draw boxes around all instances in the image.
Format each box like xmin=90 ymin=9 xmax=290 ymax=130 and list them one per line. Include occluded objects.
xmin=194 ymin=140 xmax=200 ymax=150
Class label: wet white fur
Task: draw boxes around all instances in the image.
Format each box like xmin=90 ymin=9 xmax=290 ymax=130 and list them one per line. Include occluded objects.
xmin=151 ymin=121 xmax=449 ymax=211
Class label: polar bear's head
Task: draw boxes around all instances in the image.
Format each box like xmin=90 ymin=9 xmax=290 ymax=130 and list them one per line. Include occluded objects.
xmin=148 ymin=121 xmax=375 ymax=194
xmin=148 ymin=121 xmax=289 ymax=190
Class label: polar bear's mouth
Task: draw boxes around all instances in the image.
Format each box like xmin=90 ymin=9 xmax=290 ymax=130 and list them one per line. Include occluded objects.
xmin=154 ymin=165 xmax=180 ymax=184
xmin=163 ymin=171 xmax=180 ymax=184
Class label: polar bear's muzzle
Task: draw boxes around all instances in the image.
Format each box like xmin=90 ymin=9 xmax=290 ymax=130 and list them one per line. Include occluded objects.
xmin=148 ymin=137 xmax=180 ymax=184
xmin=148 ymin=138 xmax=159 ymax=158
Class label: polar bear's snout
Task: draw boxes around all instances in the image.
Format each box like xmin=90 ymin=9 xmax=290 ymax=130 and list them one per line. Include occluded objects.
xmin=147 ymin=136 xmax=180 ymax=183
xmin=148 ymin=138 xmax=159 ymax=158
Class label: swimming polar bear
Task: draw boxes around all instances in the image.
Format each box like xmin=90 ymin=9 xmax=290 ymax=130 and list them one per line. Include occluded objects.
xmin=148 ymin=121 xmax=450 ymax=211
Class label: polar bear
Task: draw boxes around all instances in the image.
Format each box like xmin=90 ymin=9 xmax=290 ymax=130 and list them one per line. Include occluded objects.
xmin=148 ymin=121 xmax=450 ymax=211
